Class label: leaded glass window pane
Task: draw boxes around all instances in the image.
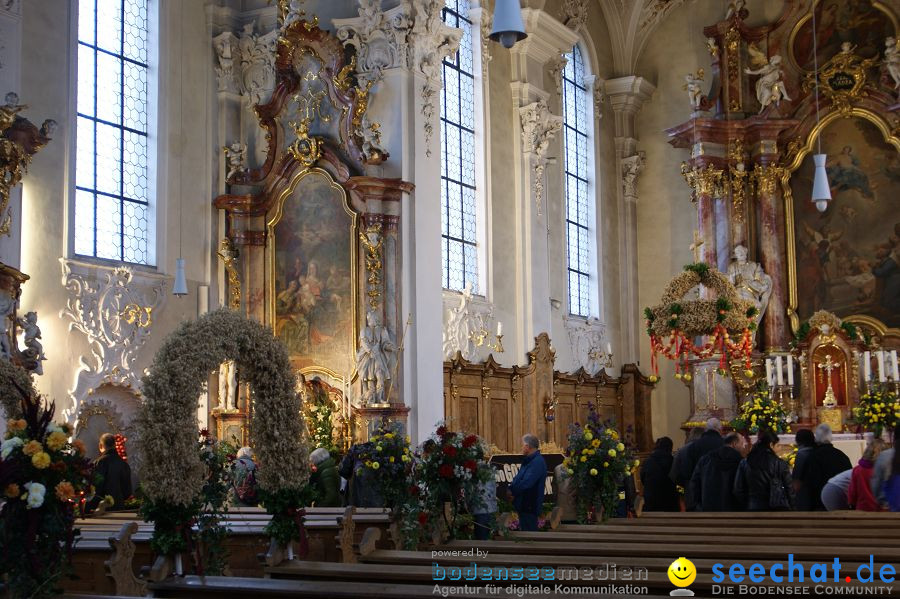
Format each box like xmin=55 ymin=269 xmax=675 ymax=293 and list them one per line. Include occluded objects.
xmin=440 ymin=0 xmax=479 ymax=293
xmin=76 ymin=0 xmax=152 ymax=265
xmin=562 ymin=45 xmax=592 ymax=316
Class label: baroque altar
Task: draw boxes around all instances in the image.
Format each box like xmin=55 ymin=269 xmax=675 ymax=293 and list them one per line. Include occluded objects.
xmin=212 ymin=16 xmax=413 ymax=445
xmin=665 ymin=0 xmax=900 ymax=433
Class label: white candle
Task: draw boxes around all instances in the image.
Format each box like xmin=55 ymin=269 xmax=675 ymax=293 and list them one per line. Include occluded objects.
xmin=787 ymin=355 xmax=794 ymax=386
xmin=175 ymin=553 xmax=183 ymax=576
xmin=606 ymin=342 xmax=612 ymax=355
xmin=765 ymin=359 xmax=774 ymax=387
xmin=775 ymin=356 xmax=784 ymax=386
xmin=878 ymin=351 xmax=887 ymax=383
xmin=287 ymin=541 xmax=294 ymax=561
xmin=892 ymin=350 xmax=899 ymax=382
xmin=864 ymin=351 xmax=872 ymax=381
xmin=496 ymin=321 xmax=502 ymax=336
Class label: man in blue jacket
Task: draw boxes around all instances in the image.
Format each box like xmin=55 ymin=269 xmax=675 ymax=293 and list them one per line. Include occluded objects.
xmin=508 ymin=434 xmax=547 ymax=531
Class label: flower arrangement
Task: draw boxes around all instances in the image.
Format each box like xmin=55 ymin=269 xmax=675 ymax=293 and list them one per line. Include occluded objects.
xmin=781 ymin=444 xmax=798 ymax=469
xmin=0 ymin=383 xmax=93 ymax=598
xmin=355 ymin=423 xmax=412 ymax=510
xmin=562 ymin=405 xmax=638 ymax=523
xmin=136 ymin=310 xmax=309 ymax=563
xmin=731 ymin=388 xmax=789 ymax=434
xmin=645 ymin=263 xmax=757 ymax=380
xmin=196 ymin=431 xmax=236 ymax=575
xmin=400 ymin=424 xmax=492 ymax=548
xmin=306 ymin=400 xmax=339 ymax=456
xmin=852 ymin=388 xmax=899 ymax=438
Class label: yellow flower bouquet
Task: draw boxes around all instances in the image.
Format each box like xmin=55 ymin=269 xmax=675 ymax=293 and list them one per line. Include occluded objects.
xmin=731 ymin=388 xmax=788 ymax=434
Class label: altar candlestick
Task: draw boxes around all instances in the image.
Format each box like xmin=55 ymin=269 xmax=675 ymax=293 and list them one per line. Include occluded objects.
xmin=864 ymin=351 xmax=871 ymax=381
xmin=892 ymin=350 xmax=899 ymax=382
xmin=775 ymin=356 xmax=784 ymax=386
xmin=496 ymin=321 xmax=502 ymax=336
xmin=878 ymin=351 xmax=887 ymax=383
xmin=765 ymin=359 xmax=774 ymax=387
xmin=787 ymin=355 xmax=794 ymax=386
xmin=606 ymin=342 xmax=613 ymax=356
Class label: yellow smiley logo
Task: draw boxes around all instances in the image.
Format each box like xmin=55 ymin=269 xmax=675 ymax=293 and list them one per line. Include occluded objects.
xmin=668 ymin=557 xmax=696 ymax=588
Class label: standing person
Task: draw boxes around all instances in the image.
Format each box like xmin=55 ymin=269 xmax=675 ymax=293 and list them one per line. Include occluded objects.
xmin=507 ymin=434 xmax=547 ymax=531
xmin=796 ymin=424 xmax=852 ymax=511
xmin=690 ymin=433 xmax=745 ymax=511
xmin=472 ymin=469 xmax=498 ymax=540
xmin=882 ymin=429 xmax=900 ymax=511
xmin=791 ymin=429 xmax=817 ymax=510
xmin=669 ymin=427 xmax=704 ymax=508
xmin=733 ymin=429 xmax=793 ymax=511
xmin=92 ymin=433 xmax=132 ymax=510
xmin=232 ymin=446 xmax=258 ymax=506
xmin=641 ymin=437 xmax=679 ymax=511
xmin=679 ymin=419 xmax=724 ymax=510
xmin=849 ymin=440 xmax=885 ymax=511
xmin=871 ymin=428 xmax=897 ymax=506
xmin=309 ymin=448 xmax=340 ymax=507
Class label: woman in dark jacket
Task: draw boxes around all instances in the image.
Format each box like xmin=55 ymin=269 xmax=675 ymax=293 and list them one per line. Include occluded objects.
xmin=310 ymin=448 xmax=341 ymax=507
xmin=640 ymin=437 xmax=680 ymax=511
xmin=734 ymin=429 xmax=793 ymax=511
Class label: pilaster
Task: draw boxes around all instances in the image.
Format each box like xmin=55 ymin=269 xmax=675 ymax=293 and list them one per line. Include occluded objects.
xmin=606 ymin=76 xmax=654 ymax=364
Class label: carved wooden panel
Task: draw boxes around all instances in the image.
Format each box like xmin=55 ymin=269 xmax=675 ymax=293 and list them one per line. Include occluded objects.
xmin=444 ymin=335 xmax=655 ymax=453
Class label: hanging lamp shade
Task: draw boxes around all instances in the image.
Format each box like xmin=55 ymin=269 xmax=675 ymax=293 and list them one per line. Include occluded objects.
xmin=489 ymin=0 xmax=527 ymax=49
xmin=811 ymin=153 xmax=831 ymax=212
xmin=173 ymin=258 xmax=188 ymax=296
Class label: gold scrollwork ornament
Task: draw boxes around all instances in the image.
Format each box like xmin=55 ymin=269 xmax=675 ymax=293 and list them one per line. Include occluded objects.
xmin=802 ymin=43 xmax=877 ymax=116
xmin=217 ymin=238 xmax=242 ymax=311
xmin=288 ymin=118 xmax=323 ymax=167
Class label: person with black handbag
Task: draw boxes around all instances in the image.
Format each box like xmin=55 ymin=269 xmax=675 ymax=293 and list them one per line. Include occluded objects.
xmin=734 ymin=429 xmax=793 ymax=511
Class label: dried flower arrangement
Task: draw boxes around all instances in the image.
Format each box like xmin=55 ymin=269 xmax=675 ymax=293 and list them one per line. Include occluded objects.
xmin=645 ymin=263 xmax=757 ymax=379
xmin=136 ymin=309 xmax=309 ymax=562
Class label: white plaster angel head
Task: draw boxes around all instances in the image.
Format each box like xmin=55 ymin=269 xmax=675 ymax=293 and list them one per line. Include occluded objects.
xmin=733 ymin=244 xmax=749 ymax=262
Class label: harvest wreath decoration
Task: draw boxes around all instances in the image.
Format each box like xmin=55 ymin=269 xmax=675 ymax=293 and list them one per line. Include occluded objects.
xmin=136 ymin=309 xmax=309 ymax=569
xmin=645 ymin=263 xmax=757 ymax=380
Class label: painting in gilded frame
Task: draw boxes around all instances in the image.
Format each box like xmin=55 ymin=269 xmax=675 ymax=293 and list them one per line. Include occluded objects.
xmin=269 ymin=169 xmax=356 ymax=375
xmin=791 ymin=117 xmax=900 ymax=329
xmin=790 ymin=0 xmax=895 ymax=71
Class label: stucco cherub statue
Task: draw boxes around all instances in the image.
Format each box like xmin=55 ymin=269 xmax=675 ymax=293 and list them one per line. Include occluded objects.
xmin=745 ymin=53 xmax=791 ymax=113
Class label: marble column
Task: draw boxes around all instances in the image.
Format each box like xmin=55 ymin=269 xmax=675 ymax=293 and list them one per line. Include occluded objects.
xmin=754 ymin=162 xmax=788 ymax=351
xmin=605 ymin=76 xmax=654 ymax=365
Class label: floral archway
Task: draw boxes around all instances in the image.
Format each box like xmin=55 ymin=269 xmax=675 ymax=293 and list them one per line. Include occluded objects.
xmin=136 ymin=309 xmax=308 ymax=556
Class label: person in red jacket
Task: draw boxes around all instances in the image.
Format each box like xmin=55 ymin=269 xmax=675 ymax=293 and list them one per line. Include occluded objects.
xmin=849 ymin=439 xmax=886 ymax=511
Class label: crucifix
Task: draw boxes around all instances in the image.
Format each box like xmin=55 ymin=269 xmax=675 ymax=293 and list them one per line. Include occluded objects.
xmin=817 ymin=354 xmax=841 ymax=408
xmin=690 ymin=230 xmax=704 ymax=263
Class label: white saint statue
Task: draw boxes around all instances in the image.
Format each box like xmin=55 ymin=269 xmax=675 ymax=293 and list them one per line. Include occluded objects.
xmin=356 ymin=310 xmax=395 ymax=406
xmin=885 ymin=37 xmax=900 ymax=94
xmin=726 ymin=245 xmax=773 ymax=337
xmin=683 ymin=72 xmax=704 ymax=110
xmin=0 ymin=293 xmax=15 ymax=359
xmin=223 ymin=142 xmax=247 ymax=180
xmin=218 ymin=360 xmax=238 ymax=410
xmin=744 ymin=55 xmax=791 ymax=113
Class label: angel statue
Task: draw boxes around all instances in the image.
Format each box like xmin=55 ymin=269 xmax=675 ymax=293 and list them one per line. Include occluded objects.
xmin=223 ymin=141 xmax=247 ymax=180
xmin=0 ymin=92 xmax=25 ymax=132
xmin=356 ymin=310 xmax=395 ymax=406
xmin=725 ymin=0 xmax=745 ymax=20
xmin=683 ymin=70 xmax=705 ymax=110
xmin=886 ymin=37 xmax=900 ymax=94
xmin=726 ymin=245 xmax=772 ymax=339
xmin=745 ymin=51 xmax=791 ymax=113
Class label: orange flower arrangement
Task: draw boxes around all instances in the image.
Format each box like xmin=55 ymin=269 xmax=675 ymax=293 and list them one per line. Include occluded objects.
xmin=31 ymin=451 xmax=51 ymax=469
xmin=72 ymin=439 xmax=86 ymax=455
xmin=54 ymin=482 xmax=76 ymax=501
xmin=22 ymin=440 xmax=42 ymax=456
xmin=46 ymin=431 xmax=67 ymax=451
xmin=4 ymin=483 xmax=20 ymax=498
xmin=7 ymin=418 xmax=26 ymax=432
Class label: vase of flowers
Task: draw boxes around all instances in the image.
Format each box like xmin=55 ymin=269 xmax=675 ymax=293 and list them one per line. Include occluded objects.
xmin=731 ymin=387 xmax=788 ymax=434
xmin=853 ymin=388 xmax=899 ymax=438
xmin=0 ymin=389 xmax=93 ymax=598
xmin=563 ymin=405 xmax=638 ymax=523
xmin=355 ymin=423 xmax=413 ymax=510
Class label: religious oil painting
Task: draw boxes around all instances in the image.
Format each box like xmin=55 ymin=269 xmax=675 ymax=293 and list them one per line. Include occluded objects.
xmin=792 ymin=118 xmax=900 ymax=328
xmin=270 ymin=170 xmax=356 ymax=375
xmin=791 ymin=0 xmax=895 ymax=71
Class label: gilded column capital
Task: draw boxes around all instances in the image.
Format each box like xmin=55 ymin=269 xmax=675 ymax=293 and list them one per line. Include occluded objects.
xmin=752 ymin=163 xmax=786 ymax=196
xmin=680 ymin=162 xmax=724 ymax=202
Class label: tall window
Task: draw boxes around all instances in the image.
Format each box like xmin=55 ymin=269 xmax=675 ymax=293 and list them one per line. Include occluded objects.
xmin=75 ymin=0 xmax=154 ymax=265
xmin=440 ymin=0 xmax=479 ymax=293
xmin=562 ymin=45 xmax=593 ymax=317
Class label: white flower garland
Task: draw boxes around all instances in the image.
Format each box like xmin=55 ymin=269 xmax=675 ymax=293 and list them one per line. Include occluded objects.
xmin=136 ymin=309 xmax=308 ymax=507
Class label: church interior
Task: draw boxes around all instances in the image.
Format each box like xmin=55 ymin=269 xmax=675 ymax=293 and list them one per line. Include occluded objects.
xmin=1 ymin=0 xmax=900 ymax=597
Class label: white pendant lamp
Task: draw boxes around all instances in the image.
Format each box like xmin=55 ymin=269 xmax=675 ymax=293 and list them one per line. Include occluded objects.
xmin=173 ymin=258 xmax=188 ymax=296
xmin=489 ymin=0 xmax=527 ymax=49
xmin=810 ymin=2 xmax=831 ymax=212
